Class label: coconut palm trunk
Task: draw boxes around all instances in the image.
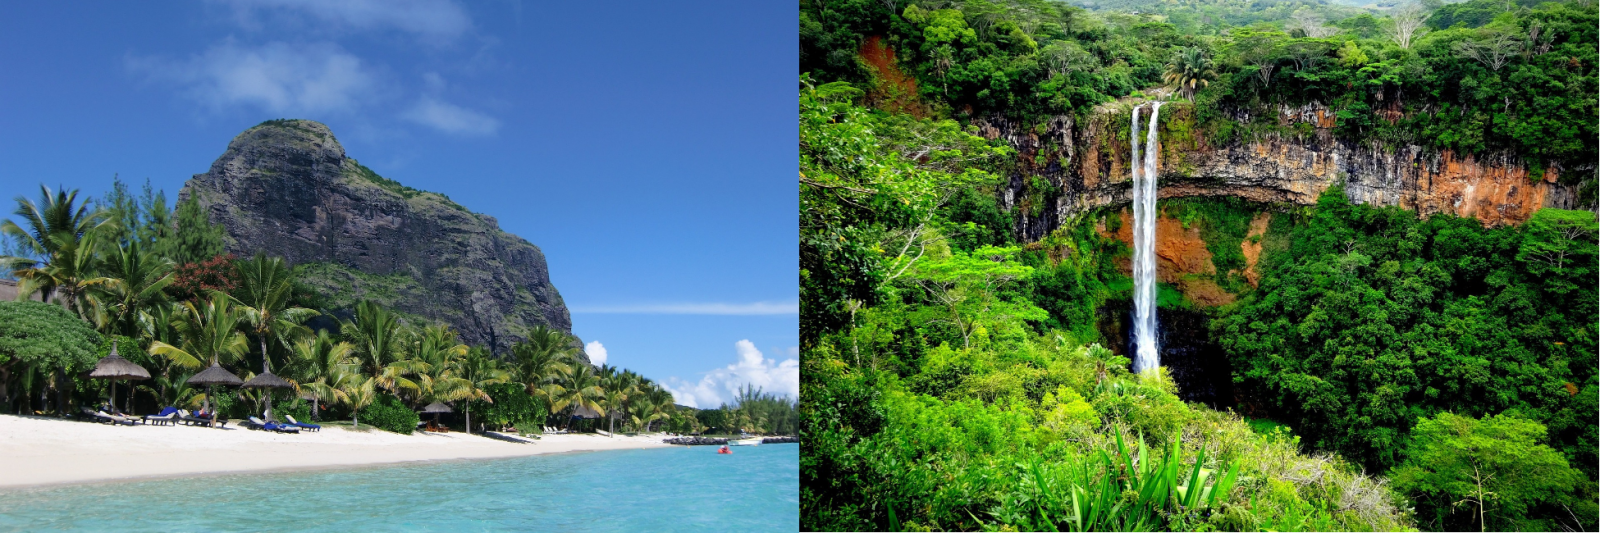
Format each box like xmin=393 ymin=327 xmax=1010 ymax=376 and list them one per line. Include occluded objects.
xmin=260 ymin=338 xmax=273 ymax=422
xmin=207 ymin=384 xmax=217 ymax=428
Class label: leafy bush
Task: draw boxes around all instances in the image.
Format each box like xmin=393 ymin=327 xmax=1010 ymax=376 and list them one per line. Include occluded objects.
xmin=360 ymin=394 xmax=418 ymax=435
xmin=469 ymin=382 xmax=543 ymax=432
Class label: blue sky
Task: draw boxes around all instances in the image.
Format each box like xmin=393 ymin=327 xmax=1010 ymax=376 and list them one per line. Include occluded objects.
xmin=0 ymin=1 xmax=796 ymax=408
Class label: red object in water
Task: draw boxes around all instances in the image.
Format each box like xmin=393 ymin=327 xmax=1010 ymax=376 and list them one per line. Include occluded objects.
xmin=717 ymin=445 xmax=731 ymax=454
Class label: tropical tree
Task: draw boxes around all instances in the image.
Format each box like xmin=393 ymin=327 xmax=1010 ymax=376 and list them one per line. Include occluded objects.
xmin=601 ymin=377 xmax=627 ymax=436
xmin=148 ymin=294 xmax=249 ymax=419
xmin=343 ymin=300 xmax=416 ymax=396
xmin=340 ymin=375 xmax=378 ymax=429
xmin=147 ymin=295 xmax=249 ymax=370
xmin=451 ymin=347 xmax=511 ymax=434
xmin=1393 ymin=412 xmax=1587 ymax=531
xmin=230 ymin=254 xmax=317 ymax=377
xmin=0 ymin=300 xmax=102 ymax=415
xmin=641 ymin=387 xmax=676 ymax=432
xmin=511 ymin=326 xmax=576 ymax=416
xmin=1163 ymin=46 xmax=1217 ymax=102
xmin=407 ymin=325 xmax=470 ymax=404
xmin=0 ymin=185 xmax=109 ymax=315
xmin=88 ymin=241 xmax=174 ymax=338
xmin=550 ymin=364 xmax=605 ymax=431
xmin=137 ymin=370 xmax=200 ymax=410
xmin=283 ymin=330 xmax=357 ymax=420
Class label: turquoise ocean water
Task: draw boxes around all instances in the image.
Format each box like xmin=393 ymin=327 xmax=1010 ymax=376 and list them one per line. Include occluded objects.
xmin=0 ymin=443 xmax=797 ymax=532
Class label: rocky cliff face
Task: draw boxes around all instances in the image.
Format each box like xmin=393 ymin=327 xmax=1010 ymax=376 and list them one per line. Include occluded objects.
xmin=180 ymin=120 xmax=575 ymax=358
xmin=985 ymin=101 xmax=1590 ymax=241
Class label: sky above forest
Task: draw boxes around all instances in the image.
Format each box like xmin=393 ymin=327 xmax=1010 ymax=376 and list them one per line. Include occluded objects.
xmin=0 ymin=0 xmax=797 ymax=407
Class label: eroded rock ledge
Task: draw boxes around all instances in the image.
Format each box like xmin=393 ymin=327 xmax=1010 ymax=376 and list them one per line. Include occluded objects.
xmin=985 ymin=102 xmax=1589 ymax=241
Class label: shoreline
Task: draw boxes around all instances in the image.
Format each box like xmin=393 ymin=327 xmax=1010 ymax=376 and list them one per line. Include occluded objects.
xmin=0 ymin=414 xmax=671 ymax=491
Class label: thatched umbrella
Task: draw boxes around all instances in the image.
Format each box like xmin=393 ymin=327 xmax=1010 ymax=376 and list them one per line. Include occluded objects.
xmin=187 ymin=363 xmax=242 ymax=428
xmin=420 ymin=401 xmax=452 ymax=431
xmin=571 ymin=403 xmax=601 ymax=432
xmin=242 ymin=371 xmax=293 ymax=422
xmin=88 ymin=340 xmax=150 ymax=415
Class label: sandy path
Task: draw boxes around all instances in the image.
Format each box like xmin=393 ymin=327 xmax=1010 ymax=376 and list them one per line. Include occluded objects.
xmin=0 ymin=414 xmax=670 ymax=490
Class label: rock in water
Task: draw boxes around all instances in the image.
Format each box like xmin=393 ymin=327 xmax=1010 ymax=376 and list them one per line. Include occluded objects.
xmin=180 ymin=119 xmax=579 ymax=359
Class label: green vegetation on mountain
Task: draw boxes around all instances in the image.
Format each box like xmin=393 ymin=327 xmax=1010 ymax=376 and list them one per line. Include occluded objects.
xmin=799 ymin=0 xmax=1597 ymax=530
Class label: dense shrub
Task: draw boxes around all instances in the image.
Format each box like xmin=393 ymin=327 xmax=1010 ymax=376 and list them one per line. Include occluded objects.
xmin=360 ymin=394 xmax=418 ymax=434
xmin=468 ymin=382 xmax=543 ymax=432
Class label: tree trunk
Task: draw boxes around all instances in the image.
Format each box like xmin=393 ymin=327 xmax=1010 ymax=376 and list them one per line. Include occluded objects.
xmin=56 ymin=367 xmax=66 ymax=418
xmin=1 ymin=364 xmax=10 ymax=413
xmin=207 ymin=385 xmax=216 ymax=428
xmin=465 ymin=408 xmax=471 ymax=435
xmin=261 ymin=337 xmax=273 ymax=422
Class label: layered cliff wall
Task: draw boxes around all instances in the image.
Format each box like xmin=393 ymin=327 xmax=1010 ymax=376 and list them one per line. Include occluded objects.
xmin=985 ymin=100 xmax=1590 ymax=241
xmin=179 ymin=120 xmax=575 ymax=358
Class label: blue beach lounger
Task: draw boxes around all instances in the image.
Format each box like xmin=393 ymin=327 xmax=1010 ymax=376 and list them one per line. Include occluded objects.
xmin=284 ymin=415 xmax=320 ymax=432
xmin=248 ymin=416 xmax=301 ymax=433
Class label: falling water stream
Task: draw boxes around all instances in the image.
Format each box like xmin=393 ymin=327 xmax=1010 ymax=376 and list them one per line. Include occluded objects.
xmin=1131 ymin=102 xmax=1163 ymax=374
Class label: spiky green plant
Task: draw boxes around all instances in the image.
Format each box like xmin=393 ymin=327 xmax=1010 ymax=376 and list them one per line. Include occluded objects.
xmin=1163 ymin=47 xmax=1217 ymax=102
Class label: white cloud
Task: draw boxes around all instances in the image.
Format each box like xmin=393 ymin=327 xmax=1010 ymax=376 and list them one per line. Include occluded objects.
xmin=129 ymin=41 xmax=374 ymax=116
xmin=220 ymin=0 xmax=471 ymax=40
xmin=401 ymin=97 xmax=500 ymax=136
xmin=585 ymin=340 xmax=608 ymax=366
xmin=663 ymin=340 xmax=799 ymax=409
xmin=570 ymin=301 xmax=799 ymax=315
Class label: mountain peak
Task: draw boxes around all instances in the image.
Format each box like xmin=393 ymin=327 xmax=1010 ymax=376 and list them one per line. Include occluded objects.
xmin=181 ymin=120 xmax=576 ymax=358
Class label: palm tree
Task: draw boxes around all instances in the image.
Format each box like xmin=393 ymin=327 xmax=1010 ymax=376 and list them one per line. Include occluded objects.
xmin=642 ymin=387 xmax=676 ymax=433
xmin=148 ymin=294 xmax=250 ymax=420
xmin=407 ymin=325 xmax=469 ymax=403
xmin=230 ymin=254 xmax=317 ymax=421
xmin=283 ymin=330 xmax=357 ymax=420
xmin=339 ymin=375 xmax=378 ymax=429
xmin=451 ymin=347 xmax=511 ymax=434
xmin=149 ymin=295 xmax=248 ymax=371
xmin=510 ymin=327 xmax=576 ymax=419
xmin=1163 ymin=46 xmax=1217 ymax=102
xmin=0 ymin=185 xmax=109 ymax=315
xmin=550 ymin=364 xmax=605 ymax=432
xmin=89 ymin=241 xmax=174 ymax=338
xmin=601 ymin=377 xmax=626 ymax=437
xmin=343 ymin=301 xmax=416 ymax=396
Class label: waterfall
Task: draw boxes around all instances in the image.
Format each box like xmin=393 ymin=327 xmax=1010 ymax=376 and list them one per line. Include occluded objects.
xmin=1131 ymin=102 xmax=1162 ymax=374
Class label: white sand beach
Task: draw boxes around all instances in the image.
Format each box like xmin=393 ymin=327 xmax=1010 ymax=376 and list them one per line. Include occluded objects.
xmin=0 ymin=414 xmax=672 ymax=490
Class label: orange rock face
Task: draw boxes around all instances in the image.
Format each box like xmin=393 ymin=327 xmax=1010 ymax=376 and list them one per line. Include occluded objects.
xmin=1106 ymin=210 xmax=1215 ymax=283
xmin=1101 ymin=209 xmax=1240 ymax=307
xmin=1240 ymin=213 xmax=1271 ymax=288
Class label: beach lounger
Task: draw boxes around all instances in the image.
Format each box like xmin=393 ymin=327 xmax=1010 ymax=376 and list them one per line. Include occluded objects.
xmin=284 ymin=415 xmax=320 ymax=432
xmin=82 ymin=407 xmax=131 ymax=425
xmin=179 ymin=409 xmax=225 ymax=427
xmin=248 ymin=416 xmax=300 ymax=434
xmin=144 ymin=406 xmax=180 ymax=426
xmin=99 ymin=410 xmax=140 ymax=426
